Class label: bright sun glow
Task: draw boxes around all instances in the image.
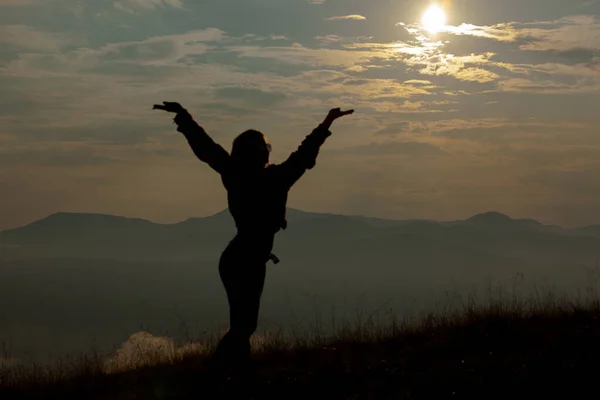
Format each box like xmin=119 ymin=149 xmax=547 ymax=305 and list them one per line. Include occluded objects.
xmin=422 ymin=5 xmax=447 ymax=33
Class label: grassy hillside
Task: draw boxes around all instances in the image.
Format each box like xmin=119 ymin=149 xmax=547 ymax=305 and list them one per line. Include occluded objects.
xmin=2 ymin=291 xmax=600 ymax=399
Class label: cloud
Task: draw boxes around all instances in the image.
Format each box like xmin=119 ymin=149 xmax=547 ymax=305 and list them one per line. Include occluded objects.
xmin=402 ymin=14 xmax=600 ymax=57
xmin=314 ymin=35 xmax=343 ymax=45
xmin=113 ymin=0 xmax=183 ymax=12
xmin=1 ymin=27 xmax=225 ymax=77
xmin=0 ymin=96 xmax=181 ymax=145
xmin=409 ymin=53 xmax=501 ymax=83
xmin=0 ymin=0 xmax=34 ymax=4
xmin=326 ymin=15 xmax=367 ymax=21
xmin=430 ymin=120 xmax=588 ymax=143
xmin=518 ymin=15 xmax=600 ymax=52
xmin=374 ymin=122 xmax=411 ymax=135
xmin=329 ymin=141 xmax=446 ymax=157
xmin=0 ymin=25 xmax=80 ymax=52
xmin=0 ymin=146 xmax=127 ymax=167
xmin=346 ymin=37 xmax=501 ymax=84
xmin=497 ymin=78 xmax=594 ymax=94
xmin=387 ymin=16 xmax=600 ymax=90
xmin=453 ymin=67 xmax=501 ymax=83
xmin=444 ymin=23 xmax=519 ymax=42
xmin=197 ymin=101 xmax=255 ymax=117
xmin=286 ymin=70 xmax=432 ymax=103
xmin=212 ymin=86 xmax=287 ymax=106
xmin=226 ymin=43 xmax=393 ymax=68
xmin=404 ymin=80 xmax=434 ymax=85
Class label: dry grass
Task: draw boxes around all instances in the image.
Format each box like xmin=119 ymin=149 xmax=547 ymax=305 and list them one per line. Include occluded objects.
xmin=2 ymin=284 xmax=600 ymax=399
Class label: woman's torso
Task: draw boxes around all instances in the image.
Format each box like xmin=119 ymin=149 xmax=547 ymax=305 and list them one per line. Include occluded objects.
xmin=221 ymin=164 xmax=289 ymax=236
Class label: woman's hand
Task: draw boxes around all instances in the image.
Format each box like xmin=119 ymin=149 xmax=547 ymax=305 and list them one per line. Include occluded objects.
xmin=322 ymin=107 xmax=354 ymax=129
xmin=326 ymin=108 xmax=354 ymax=121
xmin=152 ymin=101 xmax=186 ymax=113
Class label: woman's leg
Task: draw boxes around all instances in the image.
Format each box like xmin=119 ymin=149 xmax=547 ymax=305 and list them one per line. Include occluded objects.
xmin=213 ymin=237 xmax=268 ymax=369
xmin=222 ymin=262 xmax=266 ymax=366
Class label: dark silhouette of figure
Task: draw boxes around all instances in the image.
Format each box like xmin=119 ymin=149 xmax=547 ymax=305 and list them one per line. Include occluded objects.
xmin=153 ymin=101 xmax=354 ymax=374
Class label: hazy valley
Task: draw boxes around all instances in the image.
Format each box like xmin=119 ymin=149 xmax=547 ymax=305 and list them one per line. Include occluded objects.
xmin=1 ymin=209 xmax=599 ymax=364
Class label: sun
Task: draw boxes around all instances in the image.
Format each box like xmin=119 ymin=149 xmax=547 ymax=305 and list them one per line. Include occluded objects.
xmin=422 ymin=5 xmax=447 ymax=33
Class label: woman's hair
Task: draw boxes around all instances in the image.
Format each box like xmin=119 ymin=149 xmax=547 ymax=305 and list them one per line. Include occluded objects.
xmin=231 ymin=129 xmax=270 ymax=168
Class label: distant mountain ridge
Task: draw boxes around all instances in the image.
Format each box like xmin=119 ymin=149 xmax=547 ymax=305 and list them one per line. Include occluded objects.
xmin=3 ymin=208 xmax=600 ymax=241
xmin=1 ymin=209 xmax=599 ymax=262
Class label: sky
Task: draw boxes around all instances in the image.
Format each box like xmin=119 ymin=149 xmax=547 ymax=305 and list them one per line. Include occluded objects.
xmin=1 ymin=0 xmax=600 ymax=230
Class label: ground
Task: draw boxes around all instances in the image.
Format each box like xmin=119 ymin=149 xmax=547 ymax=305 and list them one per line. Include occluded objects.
xmin=2 ymin=298 xmax=600 ymax=399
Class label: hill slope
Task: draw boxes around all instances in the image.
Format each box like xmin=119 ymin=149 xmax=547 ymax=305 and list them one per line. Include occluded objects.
xmin=2 ymin=299 xmax=599 ymax=399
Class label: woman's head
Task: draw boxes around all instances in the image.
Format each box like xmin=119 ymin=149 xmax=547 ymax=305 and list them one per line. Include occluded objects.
xmin=231 ymin=129 xmax=271 ymax=168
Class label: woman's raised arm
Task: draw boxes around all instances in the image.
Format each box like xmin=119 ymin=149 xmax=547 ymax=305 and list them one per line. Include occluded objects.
xmin=154 ymin=101 xmax=230 ymax=175
xmin=276 ymin=108 xmax=354 ymax=188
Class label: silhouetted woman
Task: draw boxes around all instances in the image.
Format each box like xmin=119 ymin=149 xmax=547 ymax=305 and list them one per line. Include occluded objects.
xmin=154 ymin=101 xmax=354 ymax=371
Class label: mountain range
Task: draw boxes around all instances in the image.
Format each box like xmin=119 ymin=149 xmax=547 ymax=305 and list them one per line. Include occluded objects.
xmin=1 ymin=209 xmax=599 ymax=264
